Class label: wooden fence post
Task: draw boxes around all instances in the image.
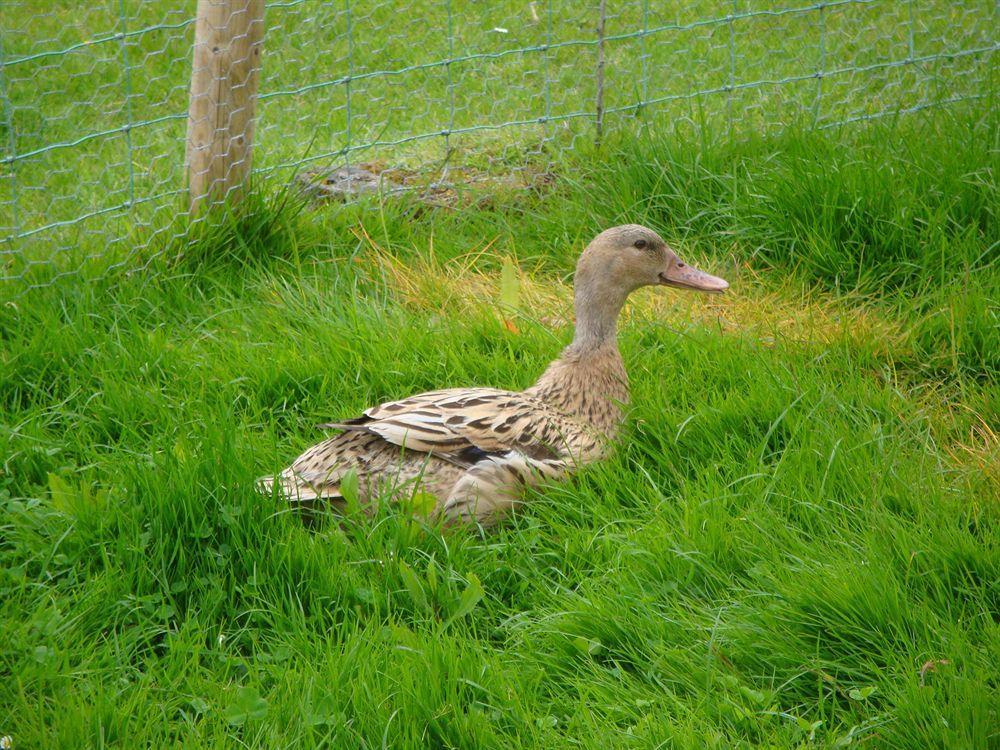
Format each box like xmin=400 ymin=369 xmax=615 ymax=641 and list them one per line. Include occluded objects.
xmin=186 ymin=0 xmax=265 ymax=212
xmin=594 ymin=0 xmax=607 ymax=147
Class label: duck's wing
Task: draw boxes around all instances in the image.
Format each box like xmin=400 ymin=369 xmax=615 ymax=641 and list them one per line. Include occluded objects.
xmin=317 ymin=387 xmax=575 ymax=465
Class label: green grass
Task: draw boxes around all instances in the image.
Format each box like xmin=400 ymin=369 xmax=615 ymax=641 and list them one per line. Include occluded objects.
xmin=1 ymin=105 xmax=998 ymax=747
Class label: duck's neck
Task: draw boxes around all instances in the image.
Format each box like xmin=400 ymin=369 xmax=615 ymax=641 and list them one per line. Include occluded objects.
xmin=525 ymin=284 xmax=630 ymax=436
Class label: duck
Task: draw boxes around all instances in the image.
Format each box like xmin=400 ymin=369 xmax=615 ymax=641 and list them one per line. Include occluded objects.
xmin=259 ymin=225 xmax=729 ymax=526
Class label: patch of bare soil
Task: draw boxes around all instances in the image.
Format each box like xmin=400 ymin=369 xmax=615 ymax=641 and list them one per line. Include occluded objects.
xmin=296 ymin=162 xmax=555 ymax=209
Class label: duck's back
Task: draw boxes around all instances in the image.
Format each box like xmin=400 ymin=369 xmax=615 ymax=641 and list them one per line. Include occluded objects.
xmin=258 ymin=386 xmax=603 ymax=510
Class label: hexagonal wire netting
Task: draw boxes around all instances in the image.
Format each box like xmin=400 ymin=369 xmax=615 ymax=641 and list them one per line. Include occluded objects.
xmin=0 ymin=0 xmax=996 ymax=296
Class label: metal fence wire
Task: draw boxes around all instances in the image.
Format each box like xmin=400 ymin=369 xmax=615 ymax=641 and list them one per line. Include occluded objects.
xmin=1 ymin=1 xmax=997 ymax=293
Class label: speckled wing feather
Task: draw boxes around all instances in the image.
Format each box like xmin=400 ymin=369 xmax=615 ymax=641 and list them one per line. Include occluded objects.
xmin=317 ymin=387 xmax=578 ymax=464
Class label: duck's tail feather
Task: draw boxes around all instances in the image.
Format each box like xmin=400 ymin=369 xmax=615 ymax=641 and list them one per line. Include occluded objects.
xmin=256 ymin=469 xmax=342 ymax=504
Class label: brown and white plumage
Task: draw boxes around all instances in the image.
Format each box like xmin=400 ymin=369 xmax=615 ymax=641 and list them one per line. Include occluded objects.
xmin=259 ymin=225 xmax=728 ymax=525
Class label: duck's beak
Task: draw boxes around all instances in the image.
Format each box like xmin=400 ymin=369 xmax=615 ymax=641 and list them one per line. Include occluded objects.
xmin=658 ymin=256 xmax=729 ymax=293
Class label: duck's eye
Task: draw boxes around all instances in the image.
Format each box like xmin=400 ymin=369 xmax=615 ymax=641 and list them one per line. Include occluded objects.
xmin=633 ymin=239 xmax=647 ymax=249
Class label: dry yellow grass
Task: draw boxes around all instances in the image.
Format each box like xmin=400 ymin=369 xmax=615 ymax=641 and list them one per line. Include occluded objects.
xmin=943 ymin=409 xmax=1000 ymax=501
xmin=350 ymin=228 xmax=907 ymax=353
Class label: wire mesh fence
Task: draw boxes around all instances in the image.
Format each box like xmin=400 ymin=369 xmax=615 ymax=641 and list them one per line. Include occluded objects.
xmin=1 ymin=0 xmax=996 ymax=295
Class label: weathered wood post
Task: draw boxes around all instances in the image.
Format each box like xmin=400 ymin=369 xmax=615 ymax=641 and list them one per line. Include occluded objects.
xmin=186 ymin=0 xmax=266 ymax=212
xmin=594 ymin=0 xmax=607 ymax=147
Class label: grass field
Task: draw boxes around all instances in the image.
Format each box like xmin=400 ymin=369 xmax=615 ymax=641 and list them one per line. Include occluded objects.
xmin=1 ymin=101 xmax=998 ymax=748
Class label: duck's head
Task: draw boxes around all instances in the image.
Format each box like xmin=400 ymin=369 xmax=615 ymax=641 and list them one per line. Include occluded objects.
xmin=569 ymin=225 xmax=728 ymax=349
xmin=576 ymin=224 xmax=729 ymax=297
